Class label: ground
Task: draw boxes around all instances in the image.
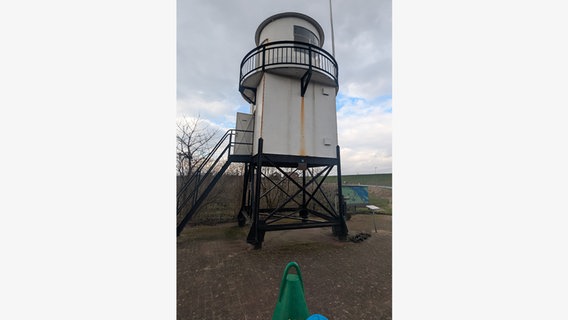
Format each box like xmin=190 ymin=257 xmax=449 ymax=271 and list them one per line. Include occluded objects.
xmin=177 ymin=214 xmax=392 ymax=320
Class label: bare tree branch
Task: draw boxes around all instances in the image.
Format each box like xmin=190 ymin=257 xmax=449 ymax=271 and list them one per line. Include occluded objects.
xmin=176 ymin=115 xmax=220 ymax=177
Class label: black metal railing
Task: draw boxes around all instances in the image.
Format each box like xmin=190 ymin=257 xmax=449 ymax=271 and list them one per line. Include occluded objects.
xmin=239 ymin=41 xmax=338 ymax=89
xmin=176 ymin=129 xmax=253 ymax=210
xmin=176 ymin=129 xmax=253 ymax=235
xmin=229 ymin=128 xmax=254 ymax=156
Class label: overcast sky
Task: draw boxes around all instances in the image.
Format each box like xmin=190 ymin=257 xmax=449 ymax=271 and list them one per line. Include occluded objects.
xmin=177 ymin=0 xmax=391 ymax=174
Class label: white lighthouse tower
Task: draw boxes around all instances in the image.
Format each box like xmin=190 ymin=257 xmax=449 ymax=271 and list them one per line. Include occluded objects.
xmin=237 ymin=12 xmax=348 ymax=248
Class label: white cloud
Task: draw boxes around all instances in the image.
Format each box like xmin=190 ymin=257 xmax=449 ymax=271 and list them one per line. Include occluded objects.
xmin=344 ymin=79 xmax=391 ymax=100
xmin=333 ymin=0 xmax=391 ymax=99
xmin=337 ymin=98 xmax=392 ymax=174
xmin=177 ymin=94 xmax=244 ymax=128
xmin=175 ymin=115 xmax=229 ymax=134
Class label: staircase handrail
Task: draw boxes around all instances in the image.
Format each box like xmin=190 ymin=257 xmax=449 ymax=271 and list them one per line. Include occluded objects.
xmin=177 ymin=129 xmax=233 ymax=201
xmin=176 ymin=128 xmax=254 ymax=221
xmin=176 ymin=143 xmax=230 ymax=214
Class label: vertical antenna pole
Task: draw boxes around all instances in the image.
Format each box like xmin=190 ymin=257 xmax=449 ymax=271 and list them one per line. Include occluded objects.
xmin=329 ymin=0 xmax=338 ymax=95
xmin=329 ymin=0 xmax=336 ymax=57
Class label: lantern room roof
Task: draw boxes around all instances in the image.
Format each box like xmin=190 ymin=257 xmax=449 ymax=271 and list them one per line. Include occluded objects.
xmin=254 ymin=12 xmax=325 ymax=46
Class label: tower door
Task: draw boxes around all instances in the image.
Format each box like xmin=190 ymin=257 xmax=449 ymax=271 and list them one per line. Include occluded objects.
xmin=234 ymin=112 xmax=254 ymax=155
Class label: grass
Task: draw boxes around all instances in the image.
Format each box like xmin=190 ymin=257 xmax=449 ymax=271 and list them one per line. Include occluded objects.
xmin=367 ymin=192 xmax=392 ymax=214
xmin=191 ymin=203 xmax=238 ymax=225
xmin=348 ymin=199 xmax=392 ymax=215
xmin=322 ymin=173 xmax=392 ymax=187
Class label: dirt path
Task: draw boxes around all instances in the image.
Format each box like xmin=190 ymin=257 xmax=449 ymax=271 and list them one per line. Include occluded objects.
xmin=177 ymin=214 xmax=392 ymax=319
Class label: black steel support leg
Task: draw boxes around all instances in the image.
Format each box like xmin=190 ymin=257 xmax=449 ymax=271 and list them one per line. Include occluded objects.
xmin=237 ymin=163 xmax=250 ymax=227
xmin=300 ymin=168 xmax=308 ymax=222
xmin=247 ymin=138 xmax=265 ymax=249
xmin=334 ymin=145 xmax=349 ymax=240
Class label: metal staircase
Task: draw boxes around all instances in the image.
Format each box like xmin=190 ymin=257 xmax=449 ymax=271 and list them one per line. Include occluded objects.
xmin=176 ymin=129 xmax=252 ymax=236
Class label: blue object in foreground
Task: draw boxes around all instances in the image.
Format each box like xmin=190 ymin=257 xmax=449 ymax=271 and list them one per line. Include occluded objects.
xmin=307 ymin=314 xmax=329 ymax=320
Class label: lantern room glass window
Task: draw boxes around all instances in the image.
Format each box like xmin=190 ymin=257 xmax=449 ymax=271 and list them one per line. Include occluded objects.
xmin=294 ymin=25 xmax=319 ymax=46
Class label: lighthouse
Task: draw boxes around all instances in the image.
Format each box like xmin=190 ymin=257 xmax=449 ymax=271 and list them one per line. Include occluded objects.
xmin=237 ymin=12 xmax=348 ymax=248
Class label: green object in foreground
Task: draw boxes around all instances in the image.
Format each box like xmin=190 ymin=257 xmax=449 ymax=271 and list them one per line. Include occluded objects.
xmin=272 ymin=262 xmax=310 ymax=320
